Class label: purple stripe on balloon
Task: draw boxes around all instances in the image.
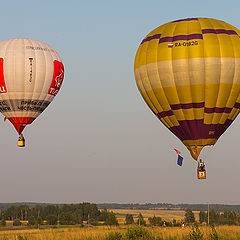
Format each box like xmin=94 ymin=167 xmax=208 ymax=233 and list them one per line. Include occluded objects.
xmin=159 ymin=34 xmax=203 ymax=43
xmin=204 ymin=107 xmax=232 ymax=114
xmin=172 ymin=18 xmax=198 ymax=23
xmin=157 ymin=110 xmax=173 ymax=118
xmin=141 ymin=34 xmax=161 ymax=44
xmin=141 ymin=28 xmax=239 ymax=45
xmin=157 ymin=102 xmax=240 ymax=119
xmin=168 ymin=119 xmax=233 ymax=141
xmin=202 ymin=29 xmax=238 ymax=35
xmin=170 ymin=102 xmax=204 ymax=110
xmin=234 ymin=102 xmax=240 ymax=109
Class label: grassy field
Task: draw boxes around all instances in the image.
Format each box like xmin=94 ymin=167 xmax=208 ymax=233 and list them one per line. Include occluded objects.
xmin=0 ymin=209 xmax=239 ymax=239
xmin=0 ymin=225 xmax=239 ymax=240
xmin=108 ymin=208 xmax=199 ymax=224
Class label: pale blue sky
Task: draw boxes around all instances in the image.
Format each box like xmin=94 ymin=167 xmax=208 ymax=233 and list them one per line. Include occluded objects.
xmin=0 ymin=0 xmax=240 ymax=204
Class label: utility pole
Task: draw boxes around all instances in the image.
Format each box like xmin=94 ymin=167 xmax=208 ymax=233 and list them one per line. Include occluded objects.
xmin=37 ymin=210 xmax=40 ymax=229
xmin=208 ymin=201 xmax=210 ymax=226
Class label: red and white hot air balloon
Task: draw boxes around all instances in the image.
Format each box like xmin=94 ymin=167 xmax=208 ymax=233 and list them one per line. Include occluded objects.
xmin=0 ymin=38 xmax=64 ymax=147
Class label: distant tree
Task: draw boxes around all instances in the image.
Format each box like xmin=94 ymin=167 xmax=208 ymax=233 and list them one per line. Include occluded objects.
xmin=0 ymin=219 xmax=6 ymax=226
xmin=199 ymin=211 xmax=207 ymax=224
xmin=88 ymin=218 xmax=99 ymax=226
xmin=105 ymin=212 xmax=119 ymax=226
xmin=46 ymin=215 xmax=58 ymax=225
xmin=36 ymin=216 xmax=43 ymax=226
xmin=172 ymin=219 xmax=178 ymax=226
xmin=59 ymin=212 xmax=81 ymax=225
xmin=222 ymin=210 xmax=236 ymax=225
xmin=164 ymin=221 xmax=173 ymax=227
xmin=148 ymin=215 xmax=162 ymax=226
xmin=13 ymin=219 xmax=21 ymax=226
xmin=28 ymin=216 xmax=35 ymax=226
xmin=125 ymin=214 xmax=134 ymax=225
xmin=136 ymin=213 xmax=146 ymax=226
xmin=185 ymin=208 xmax=195 ymax=224
xmin=98 ymin=208 xmax=108 ymax=221
xmin=209 ymin=209 xmax=218 ymax=225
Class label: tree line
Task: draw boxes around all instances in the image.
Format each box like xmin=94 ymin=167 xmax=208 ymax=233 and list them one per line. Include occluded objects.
xmin=0 ymin=203 xmax=119 ymax=226
xmin=185 ymin=208 xmax=240 ymax=225
xmin=98 ymin=203 xmax=240 ymax=212
xmin=125 ymin=213 xmax=180 ymax=227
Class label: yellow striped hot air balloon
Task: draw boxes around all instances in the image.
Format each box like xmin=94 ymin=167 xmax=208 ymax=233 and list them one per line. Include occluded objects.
xmin=134 ymin=18 xmax=240 ymax=161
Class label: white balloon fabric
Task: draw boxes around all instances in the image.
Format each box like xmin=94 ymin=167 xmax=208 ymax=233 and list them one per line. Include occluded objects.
xmin=0 ymin=38 xmax=64 ymax=134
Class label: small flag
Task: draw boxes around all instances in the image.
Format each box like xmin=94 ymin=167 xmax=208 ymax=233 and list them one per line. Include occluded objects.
xmin=174 ymin=148 xmax=180 ymax=154
xmin=177 ymin=155 xmax=183 ymax=166
xmin=3 ymin=116 xmax=7 ymax=122
xmin=168 ymin=43 xmax=174 ymax=48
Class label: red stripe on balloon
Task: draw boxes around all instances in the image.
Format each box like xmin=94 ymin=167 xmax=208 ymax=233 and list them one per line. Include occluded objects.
xmin=8 ymin=117 xmax=35 ymax=134
xmin=0 ymin=58 xmax=7 ymax=93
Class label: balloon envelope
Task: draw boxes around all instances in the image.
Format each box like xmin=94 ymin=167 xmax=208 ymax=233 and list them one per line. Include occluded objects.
xmin=0 ymin=38 xmax=64 ymax=134
xmin=134 ymin=18 xmax=240 ymax=160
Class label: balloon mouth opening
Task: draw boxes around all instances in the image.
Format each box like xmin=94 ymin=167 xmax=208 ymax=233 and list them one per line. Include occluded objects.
xmin=7 ymin=117 xmax=35 ymax=134
xmin=187 ymin=146 xmax=204 ymax=160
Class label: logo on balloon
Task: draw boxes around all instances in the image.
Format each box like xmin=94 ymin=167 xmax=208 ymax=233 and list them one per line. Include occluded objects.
xmin=48 ymin=60 xmax=64 ymax=96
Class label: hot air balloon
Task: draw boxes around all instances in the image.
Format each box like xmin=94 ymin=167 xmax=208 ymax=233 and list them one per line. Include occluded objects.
xmin=134 ymin=18 xmax=240 ymax=177
xmin=0 ymin=38 xmax=64 ymax=147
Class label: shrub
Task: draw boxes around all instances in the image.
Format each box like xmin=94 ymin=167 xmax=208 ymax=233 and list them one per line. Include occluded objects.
xmin=27 ymin=216 xmax=35 ymax=226
xmin=105 ymin=231 xmax=123 ymax=240
xmin=148 ymin=216 xmax=162 ymax=226
xmin=125 ymin=225 xmax=154 ymax=240
xmin=209 ymin=224 xmax=219 ymax=240
xmin=13 ymin=219 xmax=22 ymax=226
xmin=18 ymin=236 xmax=28 ymax=240
xmin=1 ymin=237 xmax=9 ymax=240
xmin=187 ymin=222 xmax=203 ymax=240
xmin=0 ymin=219 xmax=6 ymax=226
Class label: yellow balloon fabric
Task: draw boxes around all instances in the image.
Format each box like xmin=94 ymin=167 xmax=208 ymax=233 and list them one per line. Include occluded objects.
xmin=134 ymin=18 xmax=240 ymax=160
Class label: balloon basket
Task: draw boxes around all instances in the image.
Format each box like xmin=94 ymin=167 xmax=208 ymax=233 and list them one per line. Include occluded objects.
xmin=17 ymin=139 xmax=25 ymax=147
xmin=17 ymin=134 xmax=25 ymax=147
xmin=197 ymin=168 xmax=206 ymax=179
